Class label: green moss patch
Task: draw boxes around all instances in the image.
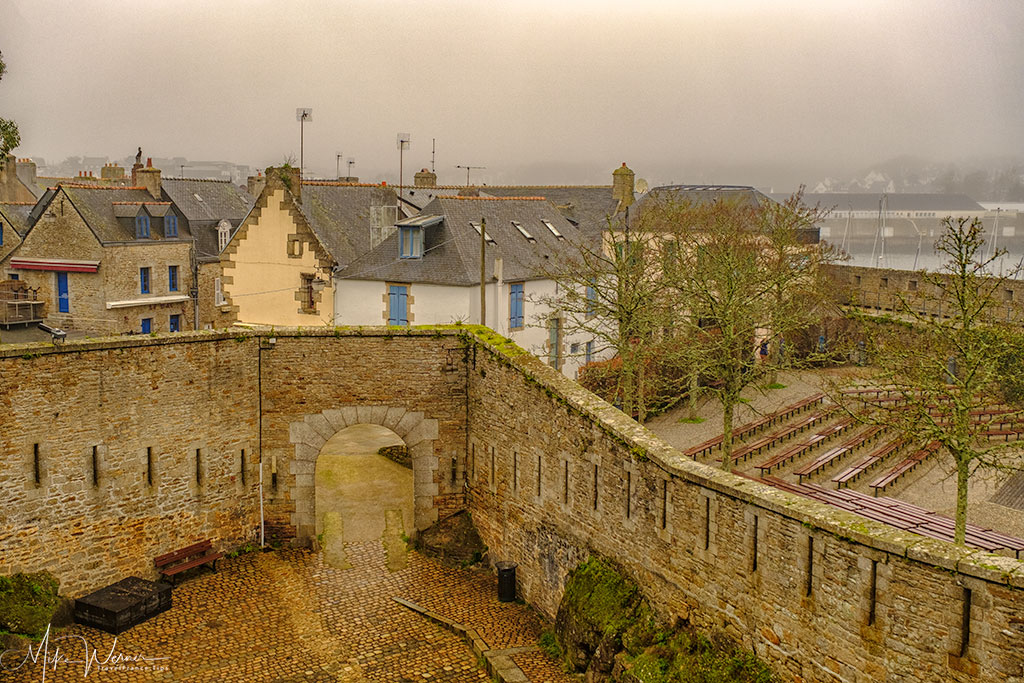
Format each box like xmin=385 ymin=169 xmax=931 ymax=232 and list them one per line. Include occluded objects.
xmin=0 ymin=572 xmax=60 ymax=639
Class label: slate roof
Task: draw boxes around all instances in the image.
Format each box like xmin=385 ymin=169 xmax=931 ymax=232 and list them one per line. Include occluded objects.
xmin=476 ymin=186 xmax=622 ymax=239
xmin=399 ymin=186 xmax=463 ymax=212
xmin=162 ymin=178 xmax=254 ymax=261
xmin=162 ymin=178 xmax=254 ymax=224
xmin=771 ymin=193 xmax=986 ymax=213
xmin=641 ymin=185 xmax=774 ymax=211
xmin=296 ymin=182 xmax=399 ymax=267
xmin=991 ymin=472 xmax=1024 ymax=511
xmin=58 ymin=185 xmax=190 ymax=244
xmin=336 ymin=196 xmax=585 ymax=287
xmin=0 ymin=202 xmax=36 ymax=236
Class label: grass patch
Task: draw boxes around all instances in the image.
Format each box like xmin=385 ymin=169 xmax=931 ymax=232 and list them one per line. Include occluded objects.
xmin=625 ymin=629 xmax=776 ymax=683
xmin=538 ymin=630 xmax=562 ymax=659
xmin=765 ymin=382 xmax=787 ymax=390
xmin=677 ymin=416 xmax=705 ymax=424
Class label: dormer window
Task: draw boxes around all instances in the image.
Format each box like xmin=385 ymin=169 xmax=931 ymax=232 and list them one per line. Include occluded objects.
xmin=399 ymin=226 xmax=423 ymax=259
xmin=165 ymin=214 xmax=178 ymax=238
xmin=217 ymin=220 xmax=232 ymax=252
xmin=135 ymin=214 xmax=151 ymax=239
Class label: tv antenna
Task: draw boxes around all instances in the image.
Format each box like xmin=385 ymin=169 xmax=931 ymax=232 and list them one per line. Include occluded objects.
xmin=456 ymin=165 xmax=486 ymax=186
xmin=346 ymin=157 xmax=355 ymax=178
xmin=336 ymin=152 xmax=343 ymax=180
xmin=431 ymin=138 xmax=436 ymax=173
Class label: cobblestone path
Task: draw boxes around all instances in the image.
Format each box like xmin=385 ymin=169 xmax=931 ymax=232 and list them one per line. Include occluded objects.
xmin=1 ymin=543 xmax=575 ymax=682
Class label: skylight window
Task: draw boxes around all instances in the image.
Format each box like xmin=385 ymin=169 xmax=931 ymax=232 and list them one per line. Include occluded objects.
xmin=542 ymin=220 xmax=564 ymax=239
xmin=193 ymin=193 xmax=204 ymax=202
xmin=470 ymin=222 xmax=495 ymax=244
xmin=511 ymin=221 xmax=535 ymax=242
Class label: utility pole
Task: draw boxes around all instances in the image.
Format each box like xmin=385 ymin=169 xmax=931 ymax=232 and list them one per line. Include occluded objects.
xmin=397 ymin=133 xmax=410 ymax=198
xmin=296 ymin=108 xmax=312 ymax=178
xmin=457 ymin=165 xmax=486 ymax=186
xmin=480 ymin=217 xmax=487 ymax=326
xmin=347 ymin=158 xmax=355 ymax=178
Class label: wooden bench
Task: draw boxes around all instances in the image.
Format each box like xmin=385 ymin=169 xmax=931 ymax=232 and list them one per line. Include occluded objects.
xmin=155 ymin=540 xmax=224 ymax=584
xmin=868 ymin=442 xmax=939 ymax=495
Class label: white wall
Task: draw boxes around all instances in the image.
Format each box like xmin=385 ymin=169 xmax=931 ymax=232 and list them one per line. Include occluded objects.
xmin=334 ymin=277 xmax=597 ymax=380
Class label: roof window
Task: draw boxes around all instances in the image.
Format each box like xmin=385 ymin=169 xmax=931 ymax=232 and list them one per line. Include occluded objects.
xmin=470 ymin=222 xmax=495 ymax=244
xmin=511 ymin=221 xmax=535 ymax=242
xmin=542 ymin=220 xmax=564 ymax=240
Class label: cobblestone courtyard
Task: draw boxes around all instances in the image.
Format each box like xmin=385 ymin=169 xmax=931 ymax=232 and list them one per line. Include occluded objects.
xmin=1 ymin=543 xmax=574 ymax=683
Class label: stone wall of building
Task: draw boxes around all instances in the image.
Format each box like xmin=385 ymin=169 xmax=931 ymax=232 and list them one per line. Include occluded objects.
xmin=464 ymin=332 xmax=1024 ymax=683
xmin=0 ymin=333 xmax=260 ymax=597
xmin=102 ymin=242 xmax=194 ymax=333
xmin=1 ymin=326 xmax=1022 ymax=681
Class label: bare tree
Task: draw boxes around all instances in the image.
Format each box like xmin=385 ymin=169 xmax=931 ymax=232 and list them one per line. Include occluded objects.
xmin=845 ymin=217 xmax=1024 ymax=544
xmin=536 ymin=215 xmax=679 ymax=423
xmin=658 ymin=190 xmax=836 ymax=468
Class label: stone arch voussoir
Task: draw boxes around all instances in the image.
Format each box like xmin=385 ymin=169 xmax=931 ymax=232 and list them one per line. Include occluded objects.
xmin=288 ymin=405 xmax=439 ymax=545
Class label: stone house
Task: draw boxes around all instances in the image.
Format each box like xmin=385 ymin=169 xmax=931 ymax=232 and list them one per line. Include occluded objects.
xmin=0 ymin=167 xmax=193 ymax=334
xmin=160 ymin=177 xmax=254 ymax=329
xmin=334 ymin=195 xmax=595 ymax=378
xmin=220 ymin=167 xmax=401 ymax=326
xmin=0 ymin=201 xmax=32 ymax=265
xmin=0 ymin=155 xmax=38 ymax=203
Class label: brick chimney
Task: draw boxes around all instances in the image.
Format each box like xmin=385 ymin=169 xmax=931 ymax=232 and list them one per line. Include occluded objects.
xmin=246 ymin=171 xmax=266 ymax=198
xmin=16 ymin=158 xmax=37 ymax=187
xmin=414 ymin=168 xmax=437 ymax=187
xmin=612 ymin=162 xmax=635 ymax=210
xmin=101 ymin=163 xmax=125 ymax=180
xmin=136 ymin=158 xmax=162 ymax=199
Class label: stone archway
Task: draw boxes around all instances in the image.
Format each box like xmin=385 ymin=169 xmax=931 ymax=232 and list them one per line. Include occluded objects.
xmin=288 ymin=406 xmax=439 ymax=546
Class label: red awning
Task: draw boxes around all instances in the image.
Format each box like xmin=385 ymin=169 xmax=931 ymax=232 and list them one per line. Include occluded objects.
xmin=10 ymin=258 xmax=100 ymax=273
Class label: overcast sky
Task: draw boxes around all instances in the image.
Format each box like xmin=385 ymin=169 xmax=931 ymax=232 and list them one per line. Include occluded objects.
xmin=2 ymin=0 xmax=1023 ymax=188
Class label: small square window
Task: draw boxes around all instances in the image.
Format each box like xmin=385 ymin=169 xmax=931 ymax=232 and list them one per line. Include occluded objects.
xmin=880 ymin=277 xmax=888 ymax=289
xmin=169 ymin=314 xmax=181 ymax=332
xmin=908 ymin=280 xmax=918 ymax=292
xmin=399 ymin=226 xmax=423 ymax=258
xmin=287 ymin=237 xmax=303 ymax=258
xmin=140 ymin=267 xmax=150 ymax=294
xmin=1005 ymin=289 xmax=1014 ymax=302
xmin=854 ymin=275 xmax=862 ymax=286
xmin=141 ymin=318 xmax=152 ymax=334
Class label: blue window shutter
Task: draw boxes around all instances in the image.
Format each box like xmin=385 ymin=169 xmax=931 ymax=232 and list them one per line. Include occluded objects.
xmin=141 ymin=318 xmax=152 ymax=334
xmin=140 ymin=267 xmax=150 ymax=294
xmin=169 ymin=314 xmax=180 ymax=332
xmin=388 ymin=285 xmax=408 ymax=325
xmin=510 ymin=283 xmax=524 ymax=328
xmin=166 ymin=215 xmax=178 ymax=237
xmin=57 ymin=273 xmax=69 ymax=313
xmin=169 ymin=265 xmax=178 ymax=292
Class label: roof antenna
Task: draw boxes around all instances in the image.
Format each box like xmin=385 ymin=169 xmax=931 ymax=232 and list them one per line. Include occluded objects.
xmin=431 ymin=138 xmax=436 ymax=173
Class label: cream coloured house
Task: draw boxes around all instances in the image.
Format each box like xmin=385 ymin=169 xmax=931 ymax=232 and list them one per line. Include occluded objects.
xmin=220 ymin=167 xmax=399 ymax=326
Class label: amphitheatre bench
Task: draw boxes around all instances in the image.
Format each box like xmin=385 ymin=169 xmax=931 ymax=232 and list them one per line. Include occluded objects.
xmin=155 ymin=539 xmax=223 ymax=585
xmin=683 ymin=393 xmax=826 ymax=460
xmin=868 ymin=442 xmax=939 ymax=495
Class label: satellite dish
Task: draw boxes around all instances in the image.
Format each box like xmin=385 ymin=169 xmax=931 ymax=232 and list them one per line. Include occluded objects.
xmin=635 ymin=178 xmax=649 ymax=194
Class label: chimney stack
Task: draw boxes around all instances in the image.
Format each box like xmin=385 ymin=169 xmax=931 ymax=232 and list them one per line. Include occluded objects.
xmin=612 ymin=162 xmax=635 ymax=210
xmin=247 ymin=171 xmax=267 ymax=198
xmin=136 ymin=162 xmax=162 ymax=199
xmin=414 ymin=168 xmax=437 ymax=187
xmin=266 ymin=165 xmax=301 ymax=203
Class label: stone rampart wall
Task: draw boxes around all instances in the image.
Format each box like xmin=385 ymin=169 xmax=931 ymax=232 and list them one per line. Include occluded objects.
xmin=465 ymin=333 xmax=1024 ymax=683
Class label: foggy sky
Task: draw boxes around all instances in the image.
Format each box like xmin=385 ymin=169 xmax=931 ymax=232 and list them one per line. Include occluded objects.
xmin=2 ymin=0 xmax=1023 ymax=188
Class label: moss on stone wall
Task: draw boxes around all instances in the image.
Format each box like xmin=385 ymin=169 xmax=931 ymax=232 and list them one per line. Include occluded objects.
xmin=554 ymin=557 xmax=775 ymax=683
xmin=0 ymin=572 xmax=60 ymax=639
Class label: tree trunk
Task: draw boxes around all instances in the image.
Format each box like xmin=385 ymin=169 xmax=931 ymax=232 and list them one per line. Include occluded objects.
xmin=721 ymin=400 xmax=734 ymax=471
xmin=686 ymin=372 xmax=699 ymax=419
xmin=954 ymin=456 xmax=969 ymax=545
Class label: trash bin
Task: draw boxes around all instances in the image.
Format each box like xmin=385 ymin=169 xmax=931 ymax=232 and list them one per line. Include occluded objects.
xmin=496 ymin=561 xmax=517 ymax=602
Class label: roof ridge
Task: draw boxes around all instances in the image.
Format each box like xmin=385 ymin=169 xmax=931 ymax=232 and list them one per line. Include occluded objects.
xmin=164 ymin=177 xmax=232 ymax=183
xmin=0 ymin=202 xmax=36 ymax=206
xmin=444 ymin=196 xmax=547 ymax=201
xmin=57 ymin=184 xmax=148 ymax=190
xmin=302 ymin=181 xmax=385 ymax=188
xmin=111 ymin=201 xmax=172 ymax=205
xmin=481 ymin=185 xmax=612 ymax=189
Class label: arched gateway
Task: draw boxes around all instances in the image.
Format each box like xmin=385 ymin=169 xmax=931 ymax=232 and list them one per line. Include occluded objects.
xmin=288 ymin=406 xmax=440 ymax=546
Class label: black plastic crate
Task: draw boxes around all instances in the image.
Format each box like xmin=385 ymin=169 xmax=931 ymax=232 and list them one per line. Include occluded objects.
xmin=74 ymin=577 xmax=171 ymax=634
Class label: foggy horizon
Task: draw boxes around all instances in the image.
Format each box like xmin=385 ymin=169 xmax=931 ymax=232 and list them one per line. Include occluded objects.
xmin=3 ymin=0 xmax=1023 ymax=191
